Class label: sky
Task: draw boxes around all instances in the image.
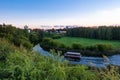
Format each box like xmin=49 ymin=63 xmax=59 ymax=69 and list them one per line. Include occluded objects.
xmin=0 ymin=0 xmax=120 ymax=29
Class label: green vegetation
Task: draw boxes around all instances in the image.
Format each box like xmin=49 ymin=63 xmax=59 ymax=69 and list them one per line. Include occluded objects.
xmin=0 ymin=24 xmax=33 ymax=49
xmin=44 ymin=31 xmax=63 ymax=39
xmin=0 ymin=38 xmax=120 ymax=80
xmin=0 ymin=24 xmax=120 ymax=79
xmin=41 ymin=38 xmax=67 ymax=54
xmin=66 ymin=26 xmax=120 ymax=40
xmin=53 ymin=37 xmax=120 ymax=56
xmin=72 ymin=42 xmax=84 ymax=50
xmin=0 ymin=24 xmax=44 ymax=49
xmin=41 ymin=37 xmax=120 ymax=56
xmin=56 ymin=37 xmax=120 ymax=49
xmin=86 ymin=44 xmax=113 ymax=51
xmin=1 ymin=24 xmax=120 ymax=79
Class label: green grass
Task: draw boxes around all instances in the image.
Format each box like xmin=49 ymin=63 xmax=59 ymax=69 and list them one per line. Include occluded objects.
xmin=56 ymin=37 xmax=120 ymax=48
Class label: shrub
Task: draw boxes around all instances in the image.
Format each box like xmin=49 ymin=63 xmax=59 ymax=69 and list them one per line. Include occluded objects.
xmin=21 ymin=39 xmax=33 ymax=49
xmin=66 ymin=65 xmax=98 ymax=80
xmin=52 ymin=35 xmax=61 ymax=39
xmin=95 ymin=66 xmax=120 ymax=80
xmin=86 ymin=46 xmax=96 ymax=51
xmin=0 ymin=38 xmax=14 ymax=61
xmin=29 ymin=32 xmax=40 ymax=45
xmin=41 ymin=38 xmax=67 ymax=50
xmin=72 ymin=42 xmax=84 ymax=50
xmin=95 ymin=44 xmax=113 ymax=51
xmin=86 ymin=44 xmax=113 ymax=51
xmin=58 ymin=43 xmax=66 ymax=49
xmin=0 ymin=70 xmax=12 ymax=79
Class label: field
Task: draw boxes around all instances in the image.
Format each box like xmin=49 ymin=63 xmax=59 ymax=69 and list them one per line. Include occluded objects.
xmin=56 ymin=37 xmax=120 ymax=48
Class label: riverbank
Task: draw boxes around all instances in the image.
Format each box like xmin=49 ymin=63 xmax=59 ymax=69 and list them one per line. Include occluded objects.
xmin=56 ymin=37 xmax=120 ymax=48
xmin=40 ymin=37 xmax=120 ymax=57
xmin=34 ymin=45 xmax=120 ymax=68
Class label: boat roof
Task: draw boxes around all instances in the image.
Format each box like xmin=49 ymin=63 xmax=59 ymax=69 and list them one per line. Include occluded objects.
xmin=65 ymin=52 xmax=81 ymax=55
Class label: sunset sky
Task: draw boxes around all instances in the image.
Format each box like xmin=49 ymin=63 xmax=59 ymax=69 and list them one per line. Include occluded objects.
xmin=0 ymin=0 xmax=120 ymax=28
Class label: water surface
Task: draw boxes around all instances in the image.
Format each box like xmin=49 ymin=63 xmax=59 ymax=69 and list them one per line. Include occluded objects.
xmin=33 ymin=44 xmax=120 ymax=68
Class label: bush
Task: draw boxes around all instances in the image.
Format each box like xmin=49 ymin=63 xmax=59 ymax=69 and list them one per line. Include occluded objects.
xmin=0 ymin=38 xmax=14 ymax=61
xmin=72 ymin=42 xmax=84 ymax=50
xmin=66 ymin=65 xmax=98 ymax=80
xmin=95 ymin=44 xmax=113 ymax=51
xmin=0 ymin=70 xmax=12 ymax=79
xmin=95 ymin=66 xmax=120 ymax=80
xmin=5 ymin=48 xmax=98 ymax=80
xmin=21 ymin=39 xmax=33 ymax=49
xmin=41 ymin=38 xmax=67 ymax=50
xmin=86 ymin=46 xmax=96 ymax=51
xmin=52 ymin=35 xmax=61 ymax=39
xmin=86 ymin=44 xmax=113 ymax=51
xmin=29 ymin=32 xmax=40 ymax=45
xmin=58 ymin=43 xmax=66 ymax=49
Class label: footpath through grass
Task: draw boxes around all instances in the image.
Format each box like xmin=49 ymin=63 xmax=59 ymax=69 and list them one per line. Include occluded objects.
xmin=56 ymin=37 xmax=120 ymax=49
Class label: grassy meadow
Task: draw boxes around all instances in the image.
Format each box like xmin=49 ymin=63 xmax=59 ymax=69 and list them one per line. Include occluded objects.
xmin=56 ymin=37 xmax=120 ymax=49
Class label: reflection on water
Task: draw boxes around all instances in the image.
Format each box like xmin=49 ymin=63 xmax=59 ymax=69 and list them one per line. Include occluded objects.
xmin=109 ymin=55 xmax=120 ymax=66
xmin=33 ymin=44 xmax=53 ymax=57
xmin=33 ymin=44 xmax=120 ymax=68
xmin=69 ymin=57 xmax=108 ymax=68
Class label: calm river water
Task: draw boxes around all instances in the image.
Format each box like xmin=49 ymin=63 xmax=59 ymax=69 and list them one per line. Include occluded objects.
xmin=33 ymin=44 xmax=120 ymax=68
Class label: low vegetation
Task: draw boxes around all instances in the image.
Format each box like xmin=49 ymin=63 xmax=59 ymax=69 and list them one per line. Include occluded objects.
xmin=41 ymin=38 xmax=67 ymax=54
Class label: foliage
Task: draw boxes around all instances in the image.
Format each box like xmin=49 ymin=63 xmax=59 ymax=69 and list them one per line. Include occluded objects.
xmin=0 ymin=38 xmax=15 ymax=61
xmin=52 ymin=35 xmax=62 ymax=39
xmin=86 ymin=44 xmax=113 ymax=51
xmin=0 ymin=24 xmax=35 ymax=49
xmin=0 ymin=38 xmax=120 ymax=80
xmin=72 ymin=42 xmax=84 ymax=50
xmin=1 ymin=45 xmax=97 ymax=80
xmin=95 ymin=44 xmax=113 ymax=51
xmin=41 ymin=37 xmax=120 ymax=56
xmin=95 ymin=66 xmax=120 ymax=80
xmin=21 ymin=39 xmax=33 ymax=49
xmin=41 ymin=38 xmax=67 ymax=53
xmin=29 ymin=32 xmax=40 ymax=45
xmin=66 ymin=26 xmax=120 ymax=40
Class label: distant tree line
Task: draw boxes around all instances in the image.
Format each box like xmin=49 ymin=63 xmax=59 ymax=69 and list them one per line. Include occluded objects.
xmin=66 ymin=26 xmax=120 ymax=40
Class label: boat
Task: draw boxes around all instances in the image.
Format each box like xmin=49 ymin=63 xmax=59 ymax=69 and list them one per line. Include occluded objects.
xmin=64 ymin=52 xmax=81 ymax=61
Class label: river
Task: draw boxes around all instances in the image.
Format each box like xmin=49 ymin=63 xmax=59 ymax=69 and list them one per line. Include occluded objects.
xmin=33 ymin=44 xmax=120 ymax=68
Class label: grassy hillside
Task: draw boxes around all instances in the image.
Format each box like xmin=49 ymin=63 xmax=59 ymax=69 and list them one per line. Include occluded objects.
xmin=56 ymin=37 xmax=120 ymax=49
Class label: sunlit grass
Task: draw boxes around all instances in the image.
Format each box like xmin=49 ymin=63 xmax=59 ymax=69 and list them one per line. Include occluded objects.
xmin=56 ymin=37 xmax=120 ymax=48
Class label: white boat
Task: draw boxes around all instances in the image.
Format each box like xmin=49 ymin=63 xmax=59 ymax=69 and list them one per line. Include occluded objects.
xmin=64 ymin=52 xmax=81 ymax=61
